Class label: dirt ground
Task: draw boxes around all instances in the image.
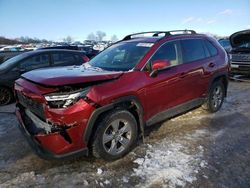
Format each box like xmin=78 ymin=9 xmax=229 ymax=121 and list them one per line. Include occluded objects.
xmin=0 ymin=80 xmax=250 ymax=188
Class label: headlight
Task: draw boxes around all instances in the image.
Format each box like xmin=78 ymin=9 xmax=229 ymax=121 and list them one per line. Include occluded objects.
xmin=229 ymin=53 xmax=232 ymax=60
xmin=45 ymin=88 xmax=89 ymax=108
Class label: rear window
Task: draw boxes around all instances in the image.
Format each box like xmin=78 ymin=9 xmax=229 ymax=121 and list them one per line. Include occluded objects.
xmin=181 ymin=39 xmax=206 ymax=63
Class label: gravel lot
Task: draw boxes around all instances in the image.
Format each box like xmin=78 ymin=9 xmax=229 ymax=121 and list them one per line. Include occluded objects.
xmin=0 ymin=80 xmax=250 ymax=188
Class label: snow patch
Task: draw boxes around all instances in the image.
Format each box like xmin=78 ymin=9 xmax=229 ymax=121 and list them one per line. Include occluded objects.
xmin=0 ymin=172 xmax=36 ymax=188
xmin=104 ymin=180 xmax=110 ymax=184
xmin=122 ymin=176 xmax=129 ymax=183
xmin=132 ymin=131 xmax=207 ymax=188
xmin=97 ymin=168 xmax=103 ymax=175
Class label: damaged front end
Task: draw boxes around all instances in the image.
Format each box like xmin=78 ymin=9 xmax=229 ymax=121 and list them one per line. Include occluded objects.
xmin=15 ymin=80 xmax=97 ymax=159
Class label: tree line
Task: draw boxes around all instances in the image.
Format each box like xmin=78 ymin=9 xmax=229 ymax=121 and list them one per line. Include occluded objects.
xmin=0 ymin=36 xmax=51 ymax=45
xmin=1 ymin=31 xmax=226 ymax=45
xmin=0 ymin=30 xmax=119 ymax=45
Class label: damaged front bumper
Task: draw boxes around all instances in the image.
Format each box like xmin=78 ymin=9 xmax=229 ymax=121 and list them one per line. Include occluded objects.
xmin=15 ymin=98 xmax=95 ymax=160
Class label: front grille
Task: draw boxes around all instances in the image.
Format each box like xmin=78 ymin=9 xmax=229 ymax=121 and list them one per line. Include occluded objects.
xmin=17 ymin=92 xmax=45 ymax=120
xmin=231 ymin=54 xmax=250 ymax=63
xmin=237 ymin=66 xmax=250 ymax=71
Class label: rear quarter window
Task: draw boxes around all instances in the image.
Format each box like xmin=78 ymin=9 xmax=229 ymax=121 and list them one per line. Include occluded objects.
xmin=204 ymin=40 xmax=218 ymax=57
xmin=181 ymin=39 xmax=206 ymax=63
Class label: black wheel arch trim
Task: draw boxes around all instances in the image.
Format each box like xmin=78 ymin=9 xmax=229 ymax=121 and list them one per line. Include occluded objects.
xmin=84 ymin=96 xmax=145 ymax=144
xmin=208 ymin=71 xmax=229 ymax=97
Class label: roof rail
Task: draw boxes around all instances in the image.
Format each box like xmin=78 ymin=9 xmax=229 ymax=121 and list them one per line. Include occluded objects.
xmin=122 ymin=30 xmax=196 ymax=40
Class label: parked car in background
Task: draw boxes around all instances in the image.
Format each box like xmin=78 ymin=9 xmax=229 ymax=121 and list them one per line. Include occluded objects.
xmin=218 ymin=38 xmax=232 ymax=52
xmin=229 ymin=30 xmax=250 ymax=75
xmin=0 ymin=45 xmax=24 ymax=52
xmin=15 ymin=30 xmax=229 ymax=161
xmin=39 ymin=45 xmax=99 ymax=59
xmin=0 ymin=49 xmax=89 ymax=105
xmin=38 ymin=45 xmax=79 ymax=51
xmin=76 ymin=45 xmax=99 ymax=59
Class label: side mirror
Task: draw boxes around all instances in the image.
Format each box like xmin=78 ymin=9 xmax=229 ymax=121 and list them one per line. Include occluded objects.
xmin=152 ymin=60 xmax=171 ymax=70
xmin=150 ymin=60 xmax=171 ymax=77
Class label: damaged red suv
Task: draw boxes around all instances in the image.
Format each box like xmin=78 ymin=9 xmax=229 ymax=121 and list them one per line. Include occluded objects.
xmin=15 ymin=30 xmax=229 ymax=161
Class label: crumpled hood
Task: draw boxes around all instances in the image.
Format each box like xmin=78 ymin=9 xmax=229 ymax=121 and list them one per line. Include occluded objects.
xmin=230 ymin=29 xmax=250 ymax=48
xmin=21 ymin=65 xmax=123 ymax=86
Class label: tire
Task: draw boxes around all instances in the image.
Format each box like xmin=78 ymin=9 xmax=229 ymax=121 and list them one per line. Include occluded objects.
xmin=92 ymin=110 xmax=138 ymax=161
xmin=203 ymin=80 xmax=225 ymax=113
xmin=0 ymin=87 xmax=13 ymax=106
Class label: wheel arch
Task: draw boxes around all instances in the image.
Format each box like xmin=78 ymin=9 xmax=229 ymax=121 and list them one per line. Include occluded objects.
xmin=84 ymin=96 xmax=145 ymax=146
xmin=208 ymin=72 xmax=228 ymax=97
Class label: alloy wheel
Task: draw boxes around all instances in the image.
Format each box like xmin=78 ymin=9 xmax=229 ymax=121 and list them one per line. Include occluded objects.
xmin=212 ymin=86 xmax=223 ymax=109
xmin=102 ymin=119 xmax=132 ymax=155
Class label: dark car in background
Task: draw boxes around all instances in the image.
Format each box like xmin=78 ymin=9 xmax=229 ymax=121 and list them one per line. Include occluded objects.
xmin=218 ymin=38 xmax=232 ymax=52
xmin=38 ymin=45 xmax=79 ymax=51
xmin=0 ymin=49 xmax=89 ymax=105
xmin=39 ymin=45 xmax=99 ymax=59
xmin=229 ymin=30 xmax=250 ymax=75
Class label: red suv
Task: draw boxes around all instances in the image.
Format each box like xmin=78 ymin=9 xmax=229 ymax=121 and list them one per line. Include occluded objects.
xmin=15 ymin=30 xmax=229 ymax=161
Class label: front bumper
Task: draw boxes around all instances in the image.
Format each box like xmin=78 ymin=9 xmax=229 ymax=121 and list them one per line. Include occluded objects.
xmin=15 ymin=98 xmax=96 ymax=160
xmin=16 ymin=107 xmax=88 ymax=160
xmin=230 ymin=61 xmax=250 ymax=75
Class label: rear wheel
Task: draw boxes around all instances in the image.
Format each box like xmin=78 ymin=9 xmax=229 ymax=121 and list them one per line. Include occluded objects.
xmin=0 ymin=87 xmax=13 ymax=106
xmin=203 ymin=81 xmax=225 ymax=113
xmin=92 ymin=110 xmax=138 ymax=161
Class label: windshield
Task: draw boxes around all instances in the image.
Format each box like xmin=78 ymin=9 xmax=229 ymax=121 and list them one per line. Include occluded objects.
xmin=238 ymin=42 xmax=250 ymax=48
xmin=0 ymin=52 xmax=30 ymax=70
xmin=88 ymin=41 xmax=153 ymax=71
xmin=219 ymin=39 xmax=231 ymax=48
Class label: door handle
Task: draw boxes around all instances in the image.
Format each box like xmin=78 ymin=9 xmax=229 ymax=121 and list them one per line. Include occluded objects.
xmin=208 ymin=62 xmax=215 ymax=68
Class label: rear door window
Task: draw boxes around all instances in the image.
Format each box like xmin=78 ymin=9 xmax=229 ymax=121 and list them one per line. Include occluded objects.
xmin=52 ymin=52 xmax=77 ymax=66
xmin=181 ymin=39 xmax=206 ymax=63
xmin=20 ymin=54 xmax=50 ymax=71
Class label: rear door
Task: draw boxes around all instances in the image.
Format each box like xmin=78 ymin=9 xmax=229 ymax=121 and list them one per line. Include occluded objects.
xmin=177 ymin=38 xmax=209 ymax=101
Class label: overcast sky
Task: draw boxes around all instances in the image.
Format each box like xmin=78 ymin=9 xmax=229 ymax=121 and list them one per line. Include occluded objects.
xmin=0 ymin=0 xmax=249 ymax=41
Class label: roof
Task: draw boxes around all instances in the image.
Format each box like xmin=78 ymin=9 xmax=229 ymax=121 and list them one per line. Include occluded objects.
xmin=34 ymin=49 xmax=84 ymax=53
xmin=120 ymin=30 xmax=209 ymax=45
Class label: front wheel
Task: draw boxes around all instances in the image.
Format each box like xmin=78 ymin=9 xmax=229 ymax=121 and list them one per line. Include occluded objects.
xmin=203 ymin=81 xmax=225 ymax=113
xmin=0 ymin=87 xmax=13 ymax=106
xmin=92 ymin=110 xmax=138 ymax=161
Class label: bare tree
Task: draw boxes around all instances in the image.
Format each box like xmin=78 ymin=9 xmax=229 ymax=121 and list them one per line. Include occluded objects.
xmin=111 ymin=34 xmax=118 ymax=42
xmin=96 ymin=31 xmax=106 ymax=41
xmin=63 ymin=35 xmax=73 ymax=43
xmin=87 ymin=32 xmax=97 ymax=41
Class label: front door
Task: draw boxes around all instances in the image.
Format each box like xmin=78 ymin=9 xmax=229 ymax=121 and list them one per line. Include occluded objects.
xmin=143 ymin=40 xmax=185 ymax=122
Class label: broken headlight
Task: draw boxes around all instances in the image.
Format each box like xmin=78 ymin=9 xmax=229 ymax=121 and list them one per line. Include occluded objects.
xmin=45 ymin=88 xmax=89 ymax=108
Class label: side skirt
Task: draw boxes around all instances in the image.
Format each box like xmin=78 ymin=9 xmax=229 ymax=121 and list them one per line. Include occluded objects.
xmin=146 ymin=98 xmax=204 ymax=126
